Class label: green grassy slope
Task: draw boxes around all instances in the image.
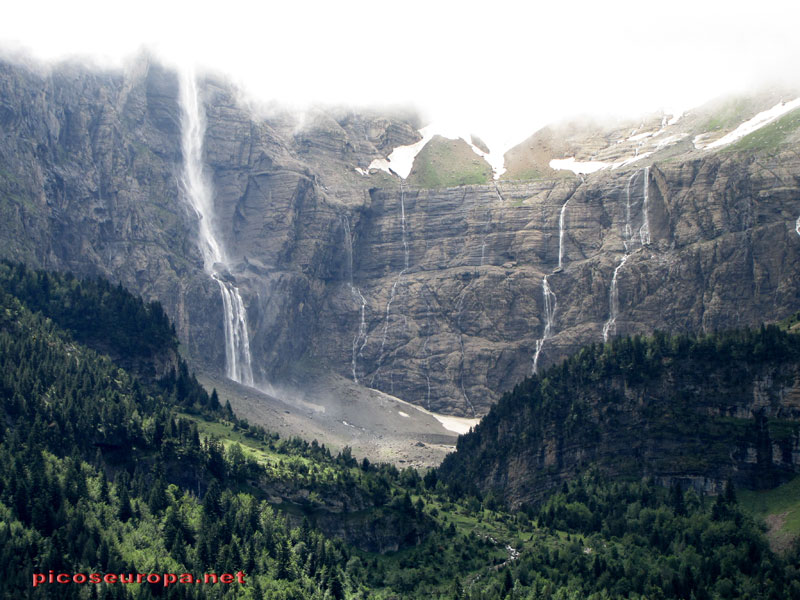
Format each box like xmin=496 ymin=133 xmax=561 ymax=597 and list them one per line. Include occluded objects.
xmin=725 ymin=107 xmax=800 ymax=152
xmin=740 ymin=475 xmax=800 ymax=552
xmin=407 ymin=135 xmax=492 ymax=188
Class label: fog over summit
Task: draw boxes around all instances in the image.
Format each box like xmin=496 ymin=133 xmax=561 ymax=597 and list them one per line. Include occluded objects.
xmin=4 ymin=0 xmax=800 ymax=156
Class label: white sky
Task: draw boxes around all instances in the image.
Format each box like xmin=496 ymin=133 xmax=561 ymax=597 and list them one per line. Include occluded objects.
xmin=3 ymin=0 xmax=800 ymax=154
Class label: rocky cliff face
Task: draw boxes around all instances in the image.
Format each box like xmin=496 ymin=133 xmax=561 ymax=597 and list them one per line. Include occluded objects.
xmin=315 ymin=156 xmax=800 ymax=415
xmin=438 ymin=328 xmax=800 ymax=506
xmin=1 ymin=55 xmax=799 ymax=417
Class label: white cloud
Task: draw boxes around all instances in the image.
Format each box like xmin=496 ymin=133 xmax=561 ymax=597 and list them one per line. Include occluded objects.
xmin=3 ymin=0 xmax=800 ymax=155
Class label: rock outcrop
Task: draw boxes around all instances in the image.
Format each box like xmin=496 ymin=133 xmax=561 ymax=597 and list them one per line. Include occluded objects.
xmin=1 ymin=55 xmax=799 ymax=417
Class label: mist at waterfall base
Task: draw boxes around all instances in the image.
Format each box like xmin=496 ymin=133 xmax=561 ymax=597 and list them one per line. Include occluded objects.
xmin=5 ymin=0 xmax=800 ymax=159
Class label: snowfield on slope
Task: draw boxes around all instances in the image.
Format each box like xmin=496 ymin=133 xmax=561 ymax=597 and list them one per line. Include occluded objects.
xmin=368 ymin=123 xmax=507 ymax=180
xmin=696 ymin=98 xmax=800 ymax=150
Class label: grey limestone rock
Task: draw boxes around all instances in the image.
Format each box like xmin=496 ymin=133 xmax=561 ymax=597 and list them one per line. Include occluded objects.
xmin=1 ymin=55 xmax=799 ymax=418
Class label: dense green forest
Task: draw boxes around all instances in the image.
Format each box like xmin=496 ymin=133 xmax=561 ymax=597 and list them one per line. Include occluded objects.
xmin=439 ymin=323 xmax=800 ymax=506
xmin=1 ymin=263 xmax=799 ymax=599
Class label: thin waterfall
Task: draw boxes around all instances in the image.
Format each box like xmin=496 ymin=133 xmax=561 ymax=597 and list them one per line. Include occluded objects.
xmin=455 ymin=293 xmax=477 ymax=417
xmin=557 ymin=197 xmax=571 ymax=270
xmin=532 ymin=275 xmax=557 ymax=374
xmin=400 ymin=181 xmax=409 ymax=270
xmin=479 ymin=208 xmax=491 ymax=267
xmin=421 ymin=306 xmax=432 ymax=410
xmin=178 ymin=69 xmax=254 ymax=386
xmin=602 ymin=254 xmax=629 ymax=342
xmin=479 ymin=183 xmax=504 ymax=267
xmin=796 ymin=214 xmax=800 ymax=236
xmin=623 ymin=171 xmax=636 ymax=252
xmin=342 ymin=216 xmax=368 ymax=383
xmin=639 ymin=166 xmax=651 ymax=245
xmin=373 ymin=183 xmax=410 ymax=383
xmin=602 ymin=170 xmax=642 ymax=343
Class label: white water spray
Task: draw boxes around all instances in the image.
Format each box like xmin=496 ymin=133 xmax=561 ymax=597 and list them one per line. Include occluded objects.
xmin=796 ymin=214 xmax=800 ymax=237
xmin=342 ymin=216 xmax=369 ymax=383
xmin=179 ymin=70 xmax=254 ymax=386
xmin=532 ymin=275 xmax=557 ymax=375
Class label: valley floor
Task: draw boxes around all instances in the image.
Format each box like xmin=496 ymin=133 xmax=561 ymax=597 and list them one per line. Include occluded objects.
xmin=197 ymin=367 xmax=467 ymax=468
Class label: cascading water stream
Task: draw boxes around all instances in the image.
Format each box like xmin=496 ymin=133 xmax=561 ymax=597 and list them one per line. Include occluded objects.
xmin=178 ymin=69 xmax=254 ymax=386
xmin=342 ymin=216 xmax=368 ymax=383
xmin=218 ymin=286 xmax=254 ymax=385
xmin=796 ymin=214 xmax=800 ymax=237
xmin=479 ymin=208 xmax=491 ymax=267
xmin=530 ymin=187 xmax=576 ymax=373
xmin=639 ymin=166 xmax=651 ymax=245
xmin=478 ymin=183 xmax=504 ymax=267
xmin=623 ymin=171 xmax=635 ymax=252
xmin=400 ymin=181 xmax=409 ymax=270
xmin=602 ymin=168 xmax=650 ymax=342
xmin=601 ymin=254 xmax=629 ymax=342
xmin=455 ymin=293 xmax=477 ymax=417
xmin=373 ymin=183 xmax=410 ymax=385
xmin=557 ymin=197 xmax=571 ymax=271
xmin=531 ymin=275 xmax=557 ymax=375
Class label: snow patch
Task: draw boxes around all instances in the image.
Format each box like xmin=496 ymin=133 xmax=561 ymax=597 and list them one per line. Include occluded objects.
xmin=611 ymin=152 xmax=653 ymax=170
xmin=654 ymin=133 xmax=688 ymax=149
xmin=551 ymin=147 xmax=660 ymax=175
xmin=667 ymin=111 xmax=683 ymax=126
xmin=693 ymin=133 xmax=713 ymax=149
xmin=549 ymin=157 xmax=610 ymax=174
xmin=367 ymin=157 xmax=393 ymax=175
xmin=433 ymin=414 xmax=480 ymax=435
xmin=366 ymin=122 xmax=506 ymax=180
xmin=398 ymin=411 xmax=410 ymax=418
xmin=627 ymin=130 xmax=657 ymax=142
xmin=700 ymin=98 xmax=800 ymax=150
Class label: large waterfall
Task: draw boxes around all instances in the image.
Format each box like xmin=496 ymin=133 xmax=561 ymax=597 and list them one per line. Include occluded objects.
xmin=179 ymin=70 xmax=254 ymax=386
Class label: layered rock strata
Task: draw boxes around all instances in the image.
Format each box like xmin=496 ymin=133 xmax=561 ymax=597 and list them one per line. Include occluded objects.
xmin=1 ymin=56 xmax=799 ymax=416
